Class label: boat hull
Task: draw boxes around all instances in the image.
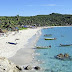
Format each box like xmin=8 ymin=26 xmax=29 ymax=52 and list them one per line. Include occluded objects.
xmin=60 ymin=44 xmax=72 ymax=47
xmin=36 ymin=46 xmax=51 ymax=49
xmin=44 ymin=38 xmax=56 ymax=40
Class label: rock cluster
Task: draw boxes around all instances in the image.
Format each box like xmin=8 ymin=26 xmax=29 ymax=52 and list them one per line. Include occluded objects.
xmin=0 ymin=57 xmax=21 ymax=72
xmin=24 ymin=65 xmax=40 ymax=70
xmin=55 ymin=53 xmax=70 ymax=60
xmin=56 ymin=53 xmax=69 ymax=58
xmin=24 ymin=65 xmax=32 ymax=70
xmin=0 ymin=57 xmax=41 ymax=72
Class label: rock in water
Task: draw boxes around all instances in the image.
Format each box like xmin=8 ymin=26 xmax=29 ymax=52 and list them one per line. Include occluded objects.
xmin=64 ymin=53 xmax=69 ymax=58
xmin=0 ymin=57 xmax=20 ymax=72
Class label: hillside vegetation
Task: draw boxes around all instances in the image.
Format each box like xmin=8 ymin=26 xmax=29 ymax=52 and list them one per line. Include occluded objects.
xmin=0 ymin=13 xmax=72 ymax=30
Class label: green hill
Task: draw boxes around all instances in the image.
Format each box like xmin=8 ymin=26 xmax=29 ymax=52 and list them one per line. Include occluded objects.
xmin=0 ymin=13 xmax=72 ymax=30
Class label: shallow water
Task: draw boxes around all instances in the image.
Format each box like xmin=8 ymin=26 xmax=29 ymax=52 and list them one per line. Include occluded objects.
xmin=35 ymin=27 xmax=72 ymax=72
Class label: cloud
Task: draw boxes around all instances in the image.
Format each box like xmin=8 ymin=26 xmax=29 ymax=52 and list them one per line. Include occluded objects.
xmin=23 ymin=4 xmax=63 ymax=7
xmin=40 ymin=4 xmax=63 ymax=6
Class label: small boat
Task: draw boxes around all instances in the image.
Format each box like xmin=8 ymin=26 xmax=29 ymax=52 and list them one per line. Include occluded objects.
xmin=44 ymin=34 xmax=52 ymax=37
xmin=36 ymin=45 xmax=51 ymax=49
xmin=60 ymin=44 xmax=72 ymax=47
xmin=7 ymin=42 xmax=17 ymax=45
xmin=44 ymin=38 xmax=56 ymax=40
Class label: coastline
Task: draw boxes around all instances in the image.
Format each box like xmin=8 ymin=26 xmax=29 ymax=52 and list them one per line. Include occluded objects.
xmin=0 ymin=26 xmax=72 ymax=72
xmin=0 ymin=26 xmax=70 ymax=59
xmin=0 ymin=28 xmax=41 ymax=58
xmin=0 ymin=27 xmax=44 ymax=72
xmin=32 ymin=26 xmax=72 ymax=72
xmin=9 ymin=28 xmax=42 ymax=66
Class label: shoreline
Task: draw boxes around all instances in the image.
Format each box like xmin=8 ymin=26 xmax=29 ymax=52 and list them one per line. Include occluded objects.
xmin=9 ymin=28 xmax=42 ymax=66
xmin=0 ymin=26 xmax=71 ymax=59
xmin=0 ymin=26 xmax=72 ymax=72
xmin=43 ymin=26 xmax=72 ymax=28
xmin=0 ymin=27 xmax=44 ymax=72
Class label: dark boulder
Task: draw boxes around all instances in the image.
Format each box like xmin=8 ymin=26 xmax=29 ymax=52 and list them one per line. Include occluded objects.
xmin=34 ymin=66 xmax=40 ymax=70
xmin=16 ymin=66 xmax=22 ymax=71
xmin=24 ymin=65 xmax=32 ymax=70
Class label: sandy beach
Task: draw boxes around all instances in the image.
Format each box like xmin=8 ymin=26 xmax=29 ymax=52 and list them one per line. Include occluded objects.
xmin=0 ymin=27 xmax=42 ymax=66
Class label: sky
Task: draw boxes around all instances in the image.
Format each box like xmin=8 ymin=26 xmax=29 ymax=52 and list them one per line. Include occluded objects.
xmin=0 ymin=0 xmax=72 ymax=16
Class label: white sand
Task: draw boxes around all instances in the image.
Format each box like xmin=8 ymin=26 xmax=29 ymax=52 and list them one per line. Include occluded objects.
xmin=0 ymin=27 xmax=42 ymax=66
xmin=0 ymin=28 xmax=41 ymax=58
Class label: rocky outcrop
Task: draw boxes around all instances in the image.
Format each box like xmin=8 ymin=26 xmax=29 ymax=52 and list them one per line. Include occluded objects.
xmin=0 ymin=57 xmax=21 ymax=72
xmin=56 ymin=53 xmax=69 ymax=59
xmin=56 ymin=53 xmax=64 ymax=58
xmin=64 ymin=53 xmax=69 ymax=58
xmin=54 ymin=53 xmax=72 ymax=61
xmin=24 ymin=65 xmax=32 ymax=70
xmin=24 ymin=65 xmax=41 ymax=71
xmin=34 ymin=66 xmax=40 ymax=70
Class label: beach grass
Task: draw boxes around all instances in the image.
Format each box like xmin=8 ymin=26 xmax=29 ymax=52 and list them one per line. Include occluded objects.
xmin=19 ymin=27 xmax=28 ymax=30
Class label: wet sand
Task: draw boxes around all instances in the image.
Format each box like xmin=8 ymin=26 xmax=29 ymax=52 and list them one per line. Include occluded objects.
xmin=8 ymin=29 xmax=42 ymax=66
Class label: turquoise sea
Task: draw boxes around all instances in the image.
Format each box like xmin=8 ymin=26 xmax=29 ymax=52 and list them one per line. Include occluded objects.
xmin=35 ymin=27 xmax=72 ymax=72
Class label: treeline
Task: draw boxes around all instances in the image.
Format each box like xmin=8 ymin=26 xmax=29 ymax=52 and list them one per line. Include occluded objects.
xmin=0 ymin=13 xmax=72 ymax=30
